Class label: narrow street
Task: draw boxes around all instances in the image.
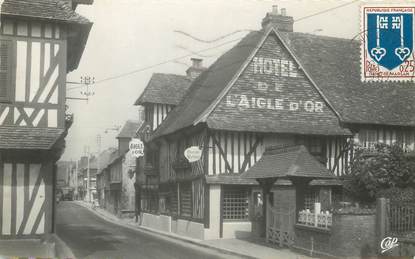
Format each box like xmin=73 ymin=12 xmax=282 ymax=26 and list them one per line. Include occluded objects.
xmin=56 ymin=202 xmax=238 ymax=259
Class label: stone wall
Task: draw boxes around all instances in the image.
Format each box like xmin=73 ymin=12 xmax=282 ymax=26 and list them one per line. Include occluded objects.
xmin=293 ymin=212 xmax=377 ymax=257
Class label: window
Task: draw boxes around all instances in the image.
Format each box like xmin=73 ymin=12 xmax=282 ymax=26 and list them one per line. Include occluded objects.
xmin=0 ymin=40 xmax=12 ymax=102
xmin=304 ymin=188 xmax=320 ymax=211
xmin=170 ymin=185 xmax=178 ymax=216
xmin=142 ymin=189 xmax=158 ymax=213
xmin=366 ymin=129 xmax=376 ymax=150
xmin=223 ymin=187 xmax=249 ymax=220
xmin=179 ymin=183 xmax=192 ymax=217
xmin=296 ymin=137 xmax=324 ymax=157
xmin=358 ymin=129 xmax=377 ymax=150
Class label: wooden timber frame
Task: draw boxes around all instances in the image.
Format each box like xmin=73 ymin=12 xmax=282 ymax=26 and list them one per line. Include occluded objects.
xmin=0 ymin=149 xmax=58 ymax=239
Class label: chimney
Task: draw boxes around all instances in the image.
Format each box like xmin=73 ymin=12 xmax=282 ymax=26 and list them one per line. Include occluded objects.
xmin=186 ymin=58 xmax=206 ymax=80
xmin=71 ymin=0 xmax=94 ymax=10
xmin=261 ymin=6 xmax=294 ymax=32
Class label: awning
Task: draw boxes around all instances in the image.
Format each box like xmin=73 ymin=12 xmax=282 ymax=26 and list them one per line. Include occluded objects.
xmin=241 ymin=145 xmax=337 ymax=180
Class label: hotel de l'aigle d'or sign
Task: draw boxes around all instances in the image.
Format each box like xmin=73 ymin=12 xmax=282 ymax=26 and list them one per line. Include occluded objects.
xmin=225 ymin=56 xmax=325 ymax=114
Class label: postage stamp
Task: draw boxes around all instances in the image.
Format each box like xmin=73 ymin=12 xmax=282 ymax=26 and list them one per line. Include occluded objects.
xmin=361 ymin=6 xmax=415 ymax=82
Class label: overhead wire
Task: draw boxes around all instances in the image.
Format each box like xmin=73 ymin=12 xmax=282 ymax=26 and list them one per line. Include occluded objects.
xmin=74 ymin=0 xmax=360 ymax=86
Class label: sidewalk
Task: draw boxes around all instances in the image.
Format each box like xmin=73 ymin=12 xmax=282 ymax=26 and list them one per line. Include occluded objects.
xmin=0 ymin=239 xmax=55 ymax=258
xmin=75 ymin=201 xmax=311 ymax=259
xmin=0 ymin=234 xmax=72 ymax=258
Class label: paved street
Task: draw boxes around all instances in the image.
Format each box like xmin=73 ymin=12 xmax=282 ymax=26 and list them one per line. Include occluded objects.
xmin=56 ymin=202 xmax=239 ymax=259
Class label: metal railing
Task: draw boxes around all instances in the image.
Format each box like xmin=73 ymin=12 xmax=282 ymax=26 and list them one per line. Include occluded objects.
xmin=389 ymin=201 xmax=415 ymax=234
xmin=297 ymin=203 xmax=332 ymax=229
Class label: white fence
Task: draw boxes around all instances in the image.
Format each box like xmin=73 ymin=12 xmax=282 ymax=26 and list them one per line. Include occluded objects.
xmin=298 ymin=203 xmax=332 ymax=229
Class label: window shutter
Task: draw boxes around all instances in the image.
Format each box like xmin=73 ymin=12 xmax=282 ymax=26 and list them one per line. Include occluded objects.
xmin=0 ymin=40 xmax=12 ymax=101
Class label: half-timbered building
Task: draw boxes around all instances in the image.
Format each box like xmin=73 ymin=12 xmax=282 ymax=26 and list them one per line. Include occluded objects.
xmin=97 ymin=120 xmax=140 ymax=216
xmin=0 ymin=0 xmax=92 ymax=239
xmin=135 ymin=7 xmax=415 ymax=241
xmin=134 ymin=65 xmax=198 ymax=213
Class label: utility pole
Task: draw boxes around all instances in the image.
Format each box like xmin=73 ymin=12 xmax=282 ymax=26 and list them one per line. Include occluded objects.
xmin=87 ymin=153 xmax=91 ymax=203
xmin=66 ymin=75 xmax=95 ymax=102
xmin=84 ymin=146 xmax=91 ymax=203
xmin=80 ymin=76 xmax=95 ymax=103
xmin=97 ymin=134 xmax=101 ymax=174
xmin=96 ymin=134 xmax=101 ymax=204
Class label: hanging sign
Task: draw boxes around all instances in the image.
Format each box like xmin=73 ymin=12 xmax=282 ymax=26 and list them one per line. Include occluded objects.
xmin=184 ymin=146 xmax=202 ymax=163
xmin=129 ymin=138 xmax=144 ymax=158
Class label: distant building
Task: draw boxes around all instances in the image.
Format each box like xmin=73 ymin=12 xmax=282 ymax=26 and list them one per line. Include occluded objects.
xmin=95 ymin=147 xmax=117 ymax=206
xmin=0 ymin=0 xmax=93 ymax=239
xmin=134 ymin=66 xmax=198 ymax=214
xmin=77 ymin=155 xmax=98 ymax=201
xmin=56 ymin=161 xmax=76 ymax=188
xmin=97 ymin=120 xmax=141 ymax=217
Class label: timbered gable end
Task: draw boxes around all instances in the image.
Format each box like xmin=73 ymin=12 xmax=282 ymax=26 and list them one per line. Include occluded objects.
xmin=0 ymin=18 xmax=66 ymax=129
xmin=144 ymin=103 xmax=174 ymax=132
xmin=207 ymin=29 xmax=347 ymax=136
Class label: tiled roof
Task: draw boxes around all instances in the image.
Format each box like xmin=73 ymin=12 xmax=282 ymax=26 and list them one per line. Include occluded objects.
xmin=0 ymin=126 xmax=64 ymax=150
xmin=151 ymin=31 xmax=264 ymax=138
xmin=117 ymin=120 xmax=142 ymax=139
xmin=1 ymin=0 xmax=91 ymax=24
xmin=97 ymin=147 xmax=117 ymax=171
xmin=241 ymin=145 xmax=336 ymax=179
xmin=282 ymin=32 xmax=415 ymax=126
xmin=309 ymin=178 xmax=342 ymax=186
xmin=135 ymin=73 xmax=192 ymax=106
xmin=151 ymin=29 xmax=415 ymax=140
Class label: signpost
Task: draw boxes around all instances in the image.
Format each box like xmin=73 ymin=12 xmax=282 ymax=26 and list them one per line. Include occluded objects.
xmin=129 ymin=138 xmax=144 ymax=158
xmin=184 ymin=146 xmax=202 ymax=163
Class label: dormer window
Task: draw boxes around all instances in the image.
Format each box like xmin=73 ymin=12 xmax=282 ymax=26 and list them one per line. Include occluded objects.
xmin=0 ymin=40 xmax=13 ymax=102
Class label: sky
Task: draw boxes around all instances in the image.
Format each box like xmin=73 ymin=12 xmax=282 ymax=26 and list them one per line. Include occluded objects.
xmin=61 ymin=0 xmax=396 ymax=160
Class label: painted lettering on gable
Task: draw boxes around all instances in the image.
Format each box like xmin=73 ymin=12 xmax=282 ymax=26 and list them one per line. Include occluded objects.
xmin=226 ymin=94 xmax=324 ymax=113
xmin=252 ymin=57 xmax=298 ymax=77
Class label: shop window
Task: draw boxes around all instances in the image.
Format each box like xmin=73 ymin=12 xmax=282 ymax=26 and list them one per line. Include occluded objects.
xmin=142 ymin=189 xmax=158 ymax=213
xmin=223 ymin=187 xmax=249 ymax=221
xmin=304 ymin=188 xmax=320 ymax=211
xmin=159 ymin=196 xmax=166 ymax=213
xmin=0 ymin=40 xmax=12 ymax=102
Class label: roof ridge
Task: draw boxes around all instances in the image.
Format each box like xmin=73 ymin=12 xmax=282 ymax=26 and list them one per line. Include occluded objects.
xmin=149 ymin=31 xmax=264 ymax=139
xmin=134 ymin=72 xmax=192 ymax=106
xmin=264 ymin=144 xmax=305 ymax=155
xmin=153 ymin=72 xmax=190 ymax=78
xmin=289 ymin=31 xmax=358 ymax=43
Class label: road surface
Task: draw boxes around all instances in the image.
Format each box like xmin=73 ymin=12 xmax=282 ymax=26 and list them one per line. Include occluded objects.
xmin=56 ymin=202 xmax=238 ymax=259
